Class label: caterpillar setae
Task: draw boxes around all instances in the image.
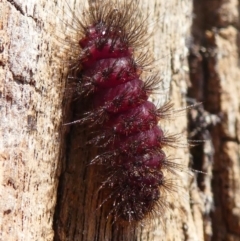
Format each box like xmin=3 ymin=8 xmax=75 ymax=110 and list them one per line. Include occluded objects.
xmin=54 ymin=0 xmax=194 ymax=236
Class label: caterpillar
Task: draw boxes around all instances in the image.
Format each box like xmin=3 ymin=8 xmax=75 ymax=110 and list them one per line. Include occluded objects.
xmin=62 ymin=0 xmax=188 ymax=222
xmin=53 ymin=0 xmax=194 ymax=239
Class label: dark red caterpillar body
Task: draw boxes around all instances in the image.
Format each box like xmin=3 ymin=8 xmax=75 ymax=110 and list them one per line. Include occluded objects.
xmin=68 ymin=1 xmax=178 ymax=223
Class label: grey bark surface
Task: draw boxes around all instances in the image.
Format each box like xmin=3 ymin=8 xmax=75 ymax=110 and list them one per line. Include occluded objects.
xmin=0 ymin=0 xmax=64 ymax=240
xmin=2 ymin=0 xmax=239 ymax=241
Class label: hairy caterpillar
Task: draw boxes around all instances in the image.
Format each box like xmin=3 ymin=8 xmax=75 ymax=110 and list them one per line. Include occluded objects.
xmin=51 ymin=0 xmax=196 ymax=240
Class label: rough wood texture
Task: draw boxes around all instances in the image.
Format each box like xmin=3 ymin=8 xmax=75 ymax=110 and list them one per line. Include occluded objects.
xmin=0 ymin=1 xmax=64 ymax=240
xmin=2 ymin=0 xmax=239 ymax=241
xmin=189 ymin=0 xmax=240 ymax=241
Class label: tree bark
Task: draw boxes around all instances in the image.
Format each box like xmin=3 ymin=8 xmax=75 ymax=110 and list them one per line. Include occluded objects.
xmin=1 ymin=0 xmax=239 ymax=241
xmin=189 ymin=0 xmax=240 ymax=241
xmin=0 ymin=0 xmax=65 ymax=240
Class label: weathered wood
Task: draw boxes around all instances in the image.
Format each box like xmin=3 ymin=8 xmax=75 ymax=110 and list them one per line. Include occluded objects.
xmin=189 ymin=0 xmax=240 ymax=241
xmin=0 ymin=1 xmax=64 ymax=240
